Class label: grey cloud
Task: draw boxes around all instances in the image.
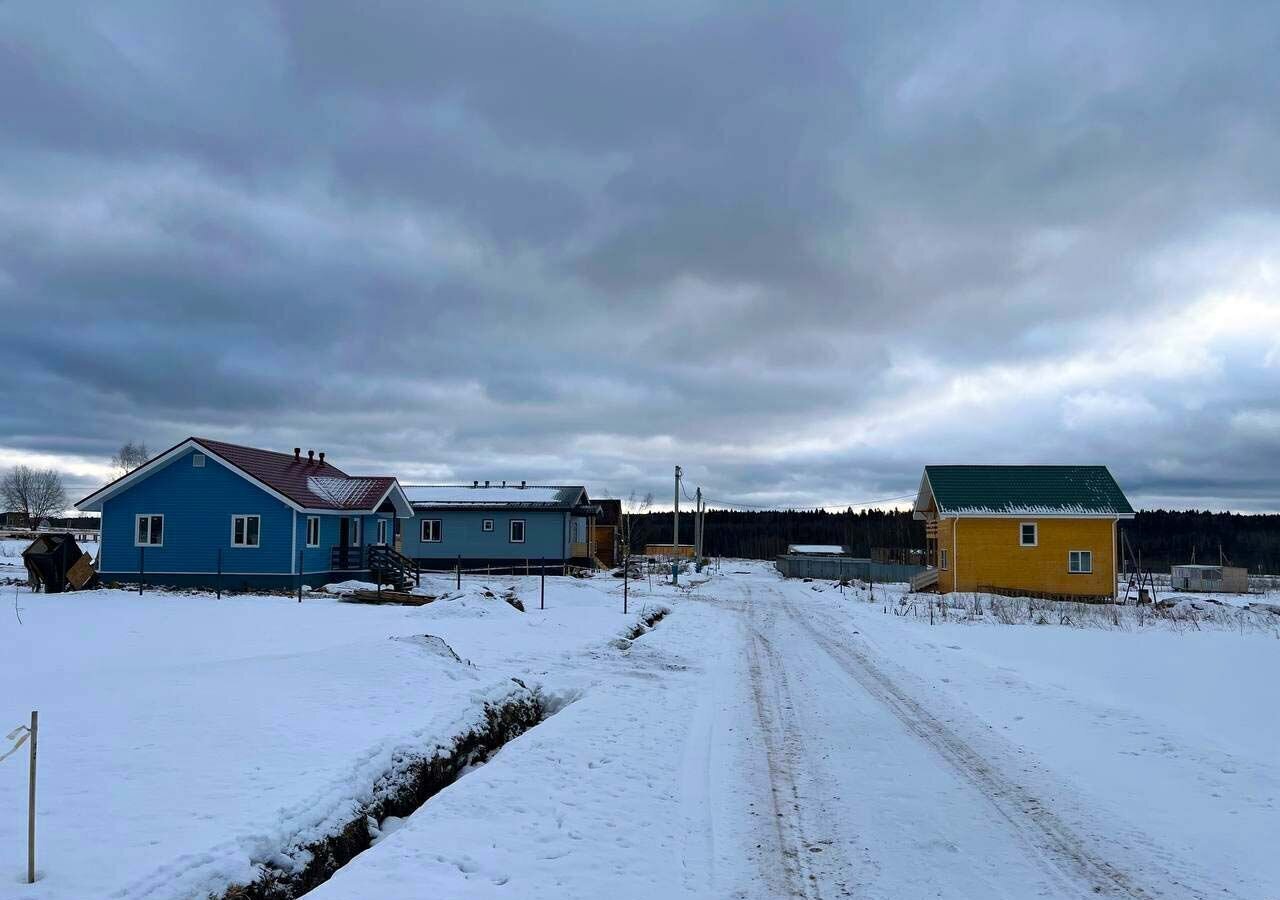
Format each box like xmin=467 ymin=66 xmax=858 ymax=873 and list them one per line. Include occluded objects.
xmin=1 ymin=0 xmax=1278 ymax=512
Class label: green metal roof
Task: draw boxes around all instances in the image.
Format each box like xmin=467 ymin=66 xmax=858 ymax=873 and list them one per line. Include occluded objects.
xmin=920 ymin=465 xmax=1134 ymax=517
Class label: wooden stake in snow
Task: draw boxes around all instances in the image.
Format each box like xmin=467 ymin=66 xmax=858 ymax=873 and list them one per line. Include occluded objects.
xmin=2 ymin=711 xmax=37 ymax=883
xmin=27 ymin=711 xmax=36 ymax=884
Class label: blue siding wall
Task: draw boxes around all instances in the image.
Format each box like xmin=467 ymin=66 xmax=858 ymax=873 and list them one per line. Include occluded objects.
xmin=401 ymin=509 xmax=567 ymax=561
xmin=100 ymin=449 xmax=294 ymax=575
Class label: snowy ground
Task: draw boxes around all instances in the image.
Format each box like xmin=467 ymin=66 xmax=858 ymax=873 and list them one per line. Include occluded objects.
xmin=3 ymin=559 xmax=1277 ymax=898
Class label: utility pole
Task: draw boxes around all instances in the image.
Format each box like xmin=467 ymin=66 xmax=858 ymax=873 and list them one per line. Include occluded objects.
xmin=694 ymin=487 xmax=703 ymax=572
xmin=672 ymin=465 xmax=682 ymax=585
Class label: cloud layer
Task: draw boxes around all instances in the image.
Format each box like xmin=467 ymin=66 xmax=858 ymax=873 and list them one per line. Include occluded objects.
xmin=1 ymin=1 xmax=1278 ymax=511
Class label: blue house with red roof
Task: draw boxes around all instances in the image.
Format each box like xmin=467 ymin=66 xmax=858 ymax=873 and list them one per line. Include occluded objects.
xmin=75 ymin=437 xmax=414 ymax=591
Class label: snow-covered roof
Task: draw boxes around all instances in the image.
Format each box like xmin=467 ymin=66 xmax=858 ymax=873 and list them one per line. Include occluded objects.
xmin=404 ymin=484 xmax=586 ymax=509
xmin=914 ymin=465 xmax=1134 ymax=519
xmin=787 ymin=544 xmax=846 ymax=555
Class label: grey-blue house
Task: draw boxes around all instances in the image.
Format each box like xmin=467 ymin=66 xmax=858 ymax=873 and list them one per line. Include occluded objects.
xmin=400 ymin=483 xmax=602 ymax=572
xmin=75 ymin=437 xmax=414 ymax=590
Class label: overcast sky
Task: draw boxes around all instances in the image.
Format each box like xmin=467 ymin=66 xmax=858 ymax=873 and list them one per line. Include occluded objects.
xmin=2 ymin=1 xmax=1278 ymax=513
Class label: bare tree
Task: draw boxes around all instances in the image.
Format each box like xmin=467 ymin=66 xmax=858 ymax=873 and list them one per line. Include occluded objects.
xmin=111 ymin=441 xmax=150 ymax=478
xmin=620 ymin=490 xmax=654 ymax=575
xmin=2 ymin=466 xmax=68 ymax=528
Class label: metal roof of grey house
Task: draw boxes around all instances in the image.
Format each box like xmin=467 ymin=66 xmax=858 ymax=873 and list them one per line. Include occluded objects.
xmin=404 ymin=484 xmax=588 ymax=510
xmin=915 ymin=465 xmax=1134 ymax=518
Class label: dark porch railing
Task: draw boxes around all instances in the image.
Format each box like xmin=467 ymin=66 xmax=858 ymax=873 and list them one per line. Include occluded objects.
xmin=330 ymin=545 xmax=365 ymax=571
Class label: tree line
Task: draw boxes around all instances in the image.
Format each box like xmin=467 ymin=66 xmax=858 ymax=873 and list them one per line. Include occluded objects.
xmin=625 ymin=508 xmax=1280 ymax=574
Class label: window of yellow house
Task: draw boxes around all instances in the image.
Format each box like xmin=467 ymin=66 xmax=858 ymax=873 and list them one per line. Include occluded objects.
xmin=1068 ymin=550 xmax=1093 ymax=573
xmin=940 ymin=548 xmax=949 ymax=570
xmin=1020 ymin=522 xmax=1037 ymax=546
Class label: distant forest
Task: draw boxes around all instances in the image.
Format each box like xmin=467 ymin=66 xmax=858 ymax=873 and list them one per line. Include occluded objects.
xmin=627 ymin=509 xmax=1280 ymax=574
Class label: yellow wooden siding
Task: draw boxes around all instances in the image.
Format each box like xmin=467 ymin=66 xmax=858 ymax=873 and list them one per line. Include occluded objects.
xmin=939 ymin=516 xmax=1116 ymax=598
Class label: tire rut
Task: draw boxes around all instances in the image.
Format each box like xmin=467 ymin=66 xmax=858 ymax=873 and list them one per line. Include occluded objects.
xmin=772 ymin=585 xmax=1237 ymax=900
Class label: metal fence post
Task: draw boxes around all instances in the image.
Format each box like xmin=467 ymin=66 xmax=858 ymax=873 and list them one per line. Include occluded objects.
xmin=27 ymin=710 xmax=37 ymax=884
xmin=540 ymin=558 xmax=545 ymax=610
xmin=216 ymin=548 xmax=222 ymax=600
xmin=138 ymin=547 xmax=144 ymax=595
xmin=298 ymin=549 xmax=304 ymax=603
xmin=456 ymin=555 xmax=461 ymax=590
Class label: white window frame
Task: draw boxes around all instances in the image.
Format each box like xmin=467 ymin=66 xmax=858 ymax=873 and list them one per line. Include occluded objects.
xmin=1068 ymin=549 xmax=1093 ymax=574
xmin=306 ymin=516 xmax=320 ymax=548
xmin=231 ymin=514 xmax=261 ymax=548
xmin=1019 ymin=522 xmax=1038 ymax=547
xmin=482 ymin=518 xmax=494 ymax=532
xmin=350 ymin=517 xmax=361 ymax=547
xmin=377 ymin=518 xmax=389 ymax=544
xmin=192 ymin=453 xmax=205 ymax=467
xmin=939 ymin=548 xmax=949 ymax=570
xmin=509 ymin=519 xmax=526 ymax=543
xmin=135 ymin=514 xmax=164 ymax=547
xmin=421 ymin=519 xmax=442 ymax=542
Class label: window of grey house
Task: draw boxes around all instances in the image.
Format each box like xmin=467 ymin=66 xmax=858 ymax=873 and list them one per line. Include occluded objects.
xmin=509 ymin=519 xmax=526 ymax=543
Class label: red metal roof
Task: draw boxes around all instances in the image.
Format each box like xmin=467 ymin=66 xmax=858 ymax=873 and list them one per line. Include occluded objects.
xmin=191 ymin=438 xmax=398 ymax=511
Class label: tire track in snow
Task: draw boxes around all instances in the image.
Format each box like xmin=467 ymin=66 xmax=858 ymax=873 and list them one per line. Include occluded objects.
xmin=771 ymin=583 xmax=1239 ymax=900
xmin=742 ymin=585 xmax=856 ymax=899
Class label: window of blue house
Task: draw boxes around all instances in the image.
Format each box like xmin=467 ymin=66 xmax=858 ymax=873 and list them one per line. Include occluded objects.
xmin=350 ymin=517 xmax=361 ymax=546
xmin=377 ymin=519 xmax=388 ymax=544
xmin=306 ymin=516 xmax=320 ymax=547
xmin=422 ymin=519 xmax=442 ymax=542
xmin=509 ymin=519 xmax=526 ymax=543
xmin=482 ymin=518 xmax=494 ymax=532
xmin=232 ymin=515 xmax=261 ymax=548
xmin=135 ymin=514 xmax=163 ymax=546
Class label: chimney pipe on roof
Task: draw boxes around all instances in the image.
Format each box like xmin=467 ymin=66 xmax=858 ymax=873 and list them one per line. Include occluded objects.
xmin=484 ymin=480 xmax=490 ymax=488
xmin=308 ymin=450 xmax=315 ymax=463
xmin=502 ymin=480 xmax=506 ymax=488
xmin=521 ymin=480 xmax=526 ymax=488
xmin=472 ymin=480 xmax=478 ymax=488
xmin=319 ymin=452 xmax=325 ymax=465
xmin=294 ymin=448 xmax=301 ymax=461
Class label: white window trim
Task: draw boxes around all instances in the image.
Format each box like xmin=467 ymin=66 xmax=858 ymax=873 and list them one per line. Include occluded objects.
xmin=939 ymin=548 xmax=949 ymax=570
xmin=509 ymin=519 xmax=526 ymax=543
xmin=377 ymin=519 xmax=389 ymax=544
xmin=192 ymin=453 xmax=205 ymax=467
xmin=306 ymin=516 xmax=320 ymax=548
xmin=1068 ymin=549 xmax=1093 ymax=574
xmin=231 ymin=514 xmax=261 ymax=548
xmin=350 ymin=517 xmax=361 ymax=547
xmin=482 ymin=518 xmax=494 ymax=532
xmin=421 ymin=519 xmax=442 ymax=542
xmin=134 ymin=514 xmax=164 ymax=547
xmin=1019 ymin=522 xmax=1038 ymax=547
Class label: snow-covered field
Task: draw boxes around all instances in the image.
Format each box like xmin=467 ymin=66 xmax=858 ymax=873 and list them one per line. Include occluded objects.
xmin=2 ymin=558 xmax=1277 ymax=898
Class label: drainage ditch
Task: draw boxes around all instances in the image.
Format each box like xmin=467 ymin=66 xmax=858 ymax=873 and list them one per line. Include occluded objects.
xmin=216 ymin=606 xmax=669 ymax=900
xmin=218 ymin=682 xmax=548 ymax=900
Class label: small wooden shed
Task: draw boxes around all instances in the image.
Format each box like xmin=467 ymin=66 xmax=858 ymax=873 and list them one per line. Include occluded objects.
xmin=1170 ymin=564 xmax=1249 ymax=594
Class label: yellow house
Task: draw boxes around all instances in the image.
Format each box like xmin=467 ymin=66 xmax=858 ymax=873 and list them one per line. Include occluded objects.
xmin=912 ymin=465 xmax=1134 ymax=600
